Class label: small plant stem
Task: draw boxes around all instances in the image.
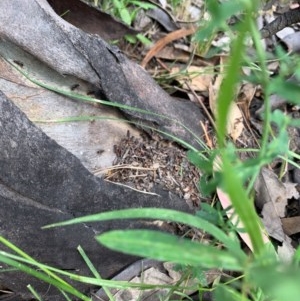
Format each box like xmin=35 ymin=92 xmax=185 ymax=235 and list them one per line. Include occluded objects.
xmin=27 ymin=285 xmax=42 ymax=301
xmin=8 ymin=60 xmax=208 ymax=151
xmin=249 ymin=19 xmax=272 ymax=158
xmin=77 ymin=246 xmax=114 ymax=301
xmin=215 ymin=27 xmax=247 ymax=147
xmin=214 ymin=4 xmax=265 ymax=254
xmin=0 ymin=237 xmax=72 ymax=289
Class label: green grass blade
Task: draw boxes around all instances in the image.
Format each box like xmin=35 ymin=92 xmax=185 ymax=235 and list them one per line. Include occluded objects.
xmin=215 ymin=19 xmax=247 ymax=147
xmin=7 ymin=60 xmax=207 ymax=151
xmin=70 ymin=274 xmax=196 ymax=290
xmin=43 ymin=208 xmax=246 ymax=260
xmin=77 ymin=245 xmax=114 ymax=301
xmin=0 ymin=236 xmax=72 ymax=289
xmin=220 ymin=156 xmax=264 ymax=254
xmin=96 ymin=230 xmax=245 ymax=271
xmin=33 ymin=114 xmax=204 ymax=154
xmin=0 ymin=250 xmax=178 ymax=290
xmin=0 ymin=253 xmax=90 ymax=301
xmin=59 ymin=290 xmax=73 ymax=301
xmin=27 ymin=285 xmax=42 ymax=301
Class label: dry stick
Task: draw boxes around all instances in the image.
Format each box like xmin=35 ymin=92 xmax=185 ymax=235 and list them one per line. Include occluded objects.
xmin=104 ymin=179 xmax=159 ymax=195
xmin=185 ymin=82 xmax=216 ymax=131
xmin=94 ymin=164 xmax=159 ymax=175
xmin=200 ymin=120 xmax=214 ymax=149
xmin=141 ymin=27 xmax=196 ymax=68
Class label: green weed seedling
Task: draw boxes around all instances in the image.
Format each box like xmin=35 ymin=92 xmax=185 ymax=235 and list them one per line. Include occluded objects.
xmin=1 ymin=0 xmax=300 ymax=300
xmin=99 ymin=0 xmax=155 ymax=44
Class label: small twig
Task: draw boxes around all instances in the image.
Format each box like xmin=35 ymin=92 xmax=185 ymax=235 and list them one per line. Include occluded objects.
xmin=200 ymin=120 xmax=213 ymax=149
xmin=104 ymin=179 xmax=159 ymax=195
xmin=94 ymin=164 xmax=158 ymax=175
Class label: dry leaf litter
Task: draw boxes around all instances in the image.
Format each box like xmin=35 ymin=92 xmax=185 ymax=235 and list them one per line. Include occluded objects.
xmin=104 ymin=131 xmax=202 ymax=208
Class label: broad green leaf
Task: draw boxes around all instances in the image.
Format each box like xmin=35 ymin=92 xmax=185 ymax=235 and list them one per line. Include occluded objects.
xmin=220 ymin=156 xmax=264 ymax=254
xmin=130 ymin=1 xmax=156 ymax=9
xmin=250 ymin=264 xmax=300 ymax=301
xmin=124 ymin=34 xmax=137 ymax=43
xmin=269 ymin=77 xmax=300 ymax=105
xmin=136 ymin=33 xmax=152 ymax=45
xmin=187 ymin=150 xmax=213 ymax=172
xmin=97 ymin=230 xmax=245 ymax=271
xmin=214 ymin=284 xmax=252 ymax=301
xmin=112 ymin=0 xmax=132 ymax=25
xmin=195 ymin=0 xmax=245 ymax=41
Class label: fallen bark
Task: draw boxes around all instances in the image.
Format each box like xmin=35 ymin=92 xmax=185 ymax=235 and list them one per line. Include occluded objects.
xmin=0 ymin=1 xmax=204 ymax=299
xmin=0 ymin=0 xmax=205 ymax=149
xmin=0 ymin=91 xmax=191 ymax=300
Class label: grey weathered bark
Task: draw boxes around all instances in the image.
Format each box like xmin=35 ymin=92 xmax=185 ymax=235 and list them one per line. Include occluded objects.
xmin=0 ymin=91 xmax=191 ymax=300
xmin=0 ymin=0 xmax=204 ymax=299
xmin=0 ymin=0 xmax=205 ymax=149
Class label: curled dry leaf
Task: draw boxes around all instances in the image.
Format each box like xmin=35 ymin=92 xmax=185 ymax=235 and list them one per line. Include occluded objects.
xmin=48 ymin=0 xmax=138 ymax=41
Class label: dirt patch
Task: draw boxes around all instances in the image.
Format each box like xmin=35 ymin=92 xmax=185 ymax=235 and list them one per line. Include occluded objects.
xmin=103 ymin=131 xmax=202 ymax=208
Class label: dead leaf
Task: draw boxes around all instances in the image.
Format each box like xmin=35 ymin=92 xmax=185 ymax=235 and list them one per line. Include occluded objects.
xmin=156 ymin=45 xmax=214 ymax=66
xmin=226 ymin=102 xmax=244 ymax=141
xmin=255 ymin=168 xmax=291 ymax=217
xmin=254 ymin=167 xmax=299 ymax=257
xmin=237 ymin=82 xmax=256 ymax=120
xmin=282 ymin=31 xmax=300 ymax=53
xmin=282 ymin=216 xmax=300 ymax=235
xmin=170 ymin=65 xmax=213 ymax=92
xmin=277 ymin=236 xmax=295 ymax=263
xmin=261 ymin=201 xmax=285 ymax=242
xmin=96 ymin=260 xmax=199 ymax=301
xmin=284 ymin=182 xmax=300 ymax=199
